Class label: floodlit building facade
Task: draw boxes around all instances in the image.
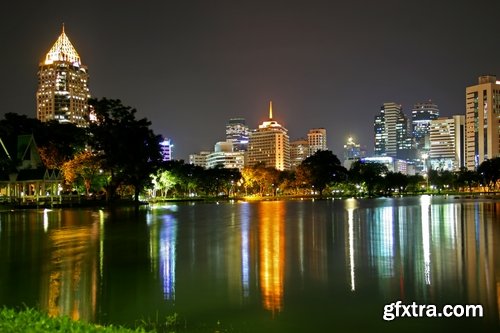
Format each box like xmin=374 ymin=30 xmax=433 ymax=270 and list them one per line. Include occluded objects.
xmin=374 ymin=102 xmax=410 ymax=158
xmin=307 ymin=128 xmax=327 ymax=156
xmin=206 ymin=141 xmax=245 ymax=170
xmin=412 ymin=101 xmax=440 ymax=152
xmin=189 ymin=151 xmax=210 ymax=168
xmin=36 ymin=25 xmax=90 ymax=127
xmin=429 ymin=116 xmax=465 ymax=171
xmin=247 ymin=101 xmax=291 ymax=171
xmin=160 ymin=137 xmax=173 ymax=161
xmin=290 ymin=138 xmax=309 ymax=169
xmin=465 ymin=75 xmax=500 ymax=170
xmin=226 ymin=118 xmax=250 ymax=151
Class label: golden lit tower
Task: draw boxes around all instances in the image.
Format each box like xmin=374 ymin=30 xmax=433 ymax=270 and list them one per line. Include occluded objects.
xmin=36 ymin=25 xmax=90 ymax=127
xmin=247 ymin=101 xmax=291 ymax=171
xmin=465 ymin=75 xmax=500 ymax=169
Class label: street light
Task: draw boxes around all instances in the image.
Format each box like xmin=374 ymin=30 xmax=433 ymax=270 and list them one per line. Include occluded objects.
xmin=421 ymin=153 xmax=429 ymax=192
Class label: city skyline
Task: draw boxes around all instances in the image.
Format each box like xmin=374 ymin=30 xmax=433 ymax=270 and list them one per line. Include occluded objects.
xmin=2 ymin=1 xmax=500 ymax=160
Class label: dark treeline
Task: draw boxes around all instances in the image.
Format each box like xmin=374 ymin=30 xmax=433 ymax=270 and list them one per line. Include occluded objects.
xmin=1 ymin=98 xmax=499 ymax=202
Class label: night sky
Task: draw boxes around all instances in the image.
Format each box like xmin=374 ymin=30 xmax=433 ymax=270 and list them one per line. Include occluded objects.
xmin=2 ymin=0 xmax=500 ymax=160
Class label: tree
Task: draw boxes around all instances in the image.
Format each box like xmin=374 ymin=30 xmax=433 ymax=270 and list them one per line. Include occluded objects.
xmin=456 ymin=167 xmax=479 ymax=192
xmin=349 ymin=161 xmax=388 ymax=196
xmin=478 ymin=157 xmax=500 ymax=191
xmin=88 ymin=98 xmax=162 ymax=202
xmin=61 ymin=150 xmax=103 ymax=195
xmin=151 ymin=169 xmax=177 ymax=197
xmin=298 ymin=150 xmax=347 ymax=196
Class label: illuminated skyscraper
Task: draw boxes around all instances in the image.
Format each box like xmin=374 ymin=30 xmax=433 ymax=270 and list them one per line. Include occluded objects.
xmin=374 ymin=102 xmax=413 ymax=159
xmin=160 ymin=137 xmax=173 ymax=161
xmin=36 ymin=25 xmax=90 ymax=127
xmin=429 ymin=116 xmax=465 ymax=171
xmin=412 ymin=101 xmax=440 ymax=151
xmin=307 ymin=128 xmax=327 ymax=156
xmin=247 ymin=101 xmax=291 ymax=171
xmin=226 ymin=118 xmax=250 ymax=151
xmin=290 ymin=138 xmax=308 ymax=169
xmin=465 ymin=75 xmax=500 ymax=169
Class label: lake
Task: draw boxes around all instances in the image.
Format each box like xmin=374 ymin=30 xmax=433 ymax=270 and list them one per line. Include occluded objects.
xmin=0 ymin=196 xmax=499 ymax=332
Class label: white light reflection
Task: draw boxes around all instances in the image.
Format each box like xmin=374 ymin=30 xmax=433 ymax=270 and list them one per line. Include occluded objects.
xmin=99 ymin=210 xmax=105 ymax=280
xmin=420 ymin=195 xmax=431 ymax=285
xmin=43 ymin=209 xmax=49 ymax=232
xmin=240 ymin=202 xmax=250 ymax=298
xmin=347 ymin=204 xmax=356 ymax=291
xmin=159 ymin=214 xmax=177 ymax=300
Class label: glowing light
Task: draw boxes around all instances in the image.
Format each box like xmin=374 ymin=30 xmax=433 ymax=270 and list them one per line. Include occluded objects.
xmin=259 ymin=201 xmax=285 ymax=313
xmin=420 ymin=195 xmax=431 ymax=285
xmin=44 ymin=25 xmax=81 ymax=65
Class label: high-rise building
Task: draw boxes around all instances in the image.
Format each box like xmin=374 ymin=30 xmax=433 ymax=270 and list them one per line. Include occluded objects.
xmin=465 ymin=75 xmax=500 ymax=170
xmin=290 ymin=138 xmax=309 ymax=169
xmin=247 ymin=101 xmax=291 ymax=171
xmin=189 ymin=151 xmax=210 ymax=168
xmin=343 ymin=137 xmax=362 ymax=169
xmin=206 ymin=141 xmax=245 ymax=170
xmin=36 ymin=25 xmax=90 ymax=127
xmin=412 ymin=101 xmax=440 ymax=151
xmin=226 ymin=118 xmax=250 ymax=151
xmin=429 ymin=116 xmax=465 ymax=171
xmin=374 ymin=102 xmax=411 ymax=159
xmin=159 ymin=137 xmax=173 ymax=161
xmin=307 ymin=128 xmax=327 ymax=156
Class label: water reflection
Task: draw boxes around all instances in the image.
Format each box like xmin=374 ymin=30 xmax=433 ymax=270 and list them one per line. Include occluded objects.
xmin=0 ymin=198 xmax=498 ymax=332
xmin=148 ymin=207 xmax=177 ymax=300
xmin=40 ymin=211 xmax=101 ymax=322
xmin=258 ymin=201 xmax=285 ymax=313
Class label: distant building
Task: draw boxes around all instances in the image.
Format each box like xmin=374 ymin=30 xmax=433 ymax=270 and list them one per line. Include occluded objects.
xmin=429 ymin=116 xmax=465 ymax=171
xmin=226 ymin=118 xmax=250 ymax=151
xmin=247 ymin=101 xmax=291 ymax=171
xmin=412 ymin=101 xmax=440 ymax=152
xmin=206 ymin=141 xmax=245 ymax=170
xmin=159 ymin=137 xmax=173 ymax=161
xmin=374 ymin=102 xmax=413 ymax=160
xmin=307 ymin=128 xmax=327 ymax=156
xmin=189 ymin=151 xmax=210 ymax=168
xmin=343 ymin=137 xmax=363 ymax=169
xmin=362 ymin=156 xmax=415 ymax=175
xmin=465 ymin=75 xmax=500 ymax=169
xmin=36 ymin=25 xmax=90 ymax=127
xmin=290 ymin=138 xmax=309 ymax=169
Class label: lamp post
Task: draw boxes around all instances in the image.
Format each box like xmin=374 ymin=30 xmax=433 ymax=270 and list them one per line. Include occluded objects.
xmin=421 ymin=153 xmax=429 ymax=192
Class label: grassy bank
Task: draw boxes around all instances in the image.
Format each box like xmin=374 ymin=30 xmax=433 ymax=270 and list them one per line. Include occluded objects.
xmin=0 ymin=307 xmax=152 ymax=333
xmin=0 ymin=307 xmax=232 ymax=333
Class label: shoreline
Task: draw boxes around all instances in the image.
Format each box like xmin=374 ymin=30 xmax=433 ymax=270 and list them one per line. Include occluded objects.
xmin=0 ymin=191 xmax=498 ymax=211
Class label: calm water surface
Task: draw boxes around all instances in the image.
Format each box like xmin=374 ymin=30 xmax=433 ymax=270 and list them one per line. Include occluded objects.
xmin=0 ymin=196 xmax=499 ymax=332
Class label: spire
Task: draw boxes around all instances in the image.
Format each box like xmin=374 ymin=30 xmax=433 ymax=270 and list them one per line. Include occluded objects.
xmin=44 ymin=25 xmax=81 ymax=65
xmin=269 ymin=100 xmax=273 ymax=120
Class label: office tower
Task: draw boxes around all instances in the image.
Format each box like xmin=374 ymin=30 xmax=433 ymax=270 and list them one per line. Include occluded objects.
xmin=290 ymin=138 xmax=309 ymax=169
xmin=343 ymin=137 xmax=361 ymax=169
xmin=412 ymin=101 xmax=440 ymax=152
xmin=247 ymin=101 xmax=291 ymax=171
xmin=307 ymin=128 xmax=327 ymax=156
xmin=374 ymin=102 xmax=410 ymax=158
xmin=465 ymin=75 xmax=500 ymax=169
xmin=189 ymin=151 xmax=210 ymax=168
xmin=206 ymin=141 xmax=245 ymax=170
xmin=226 ymin=118 xmax=250 ymax=151
xmin=160 ymin=137 xmax=173 ymax=161
xmin=429 ymin=116 xmax=465 ymax=171
xmin=36 ymin=25 xmax=90 ymax=127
